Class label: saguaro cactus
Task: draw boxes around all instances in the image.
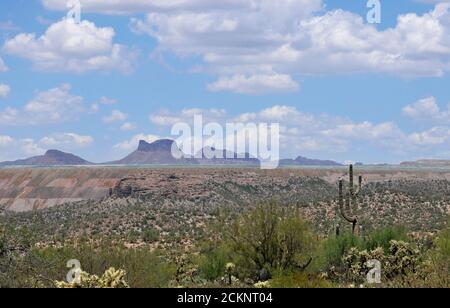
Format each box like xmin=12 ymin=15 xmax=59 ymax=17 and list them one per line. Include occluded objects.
xmin=338 ymin=165 xmax=363 ymax=235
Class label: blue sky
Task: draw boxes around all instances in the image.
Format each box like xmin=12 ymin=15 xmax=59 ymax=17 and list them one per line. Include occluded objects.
xmin=1 ymin=0 xmax=450 ymax=164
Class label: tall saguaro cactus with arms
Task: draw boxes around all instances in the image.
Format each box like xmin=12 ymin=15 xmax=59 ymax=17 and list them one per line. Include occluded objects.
xmin=339 ymin=165 xmax=363 ymax=235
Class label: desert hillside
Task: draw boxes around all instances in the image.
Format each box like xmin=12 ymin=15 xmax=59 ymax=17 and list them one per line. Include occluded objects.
xmin=1 ymin=167 xmax=449 ymax=236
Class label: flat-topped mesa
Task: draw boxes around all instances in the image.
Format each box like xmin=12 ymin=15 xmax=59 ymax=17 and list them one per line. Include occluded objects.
xmin=137 ymin=139 xmax=176 ymax=152
xmin=111 ymin=139 xmax=186 ymax=165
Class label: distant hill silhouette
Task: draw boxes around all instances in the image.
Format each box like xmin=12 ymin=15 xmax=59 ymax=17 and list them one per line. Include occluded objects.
xmin=280 ymin=156 xmax=342 ymax=166
xmin=401 ymin=159 xmax=450 ymax=167
xmin=0 ymin=139 xmax=345 ymax=167
xmin=0 ymin=150 xmax=92 ymax=166
xmin=196 ymin=147 xmax=260 ymax=166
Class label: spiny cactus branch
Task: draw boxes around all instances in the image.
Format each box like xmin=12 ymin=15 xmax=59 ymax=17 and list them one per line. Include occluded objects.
xmin=339 ymin=180 xmax=357 ymax=224
xmin=338 ymin=164 xmax=363 ymax=235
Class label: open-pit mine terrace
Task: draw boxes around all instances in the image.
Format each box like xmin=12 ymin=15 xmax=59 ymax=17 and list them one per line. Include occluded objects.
xmin=1 ymin=166 xmax=450 ymax=212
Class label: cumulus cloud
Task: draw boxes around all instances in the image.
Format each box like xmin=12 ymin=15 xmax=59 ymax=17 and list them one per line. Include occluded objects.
xmin=0 ymin=132 xmax=93 ymax=161
xmin=103 ymin=109 xmax=128 ymax=123
xmin=0 ymin=135 xmax=14 ymax=147
xmin=150 ymin=108 xmax=227 ymax=126
xmin=408 ymin=127 xmax=450 ymax=146
xmin=0 ymin=136 xmax=45 ymax=161
xmin=114 ymin=133 xmax=160 ymax=151
xmin=125 ymin=1 xmax=450 ymax=93
xmin=148 ymin=103 xmax=450 ymax=159
xmin=99 ymin=96 xmax=118 ymax=105
xmin=40 ymin=132 xmax=94 ymax=148
xmin=38 ymin=1 xmax=450 ymax=93
xmin=3 ymin=19 xmax=136 ymax=73
xmin=208 ymin=74 xmax=299 ymax=94
xmin=0 ymin=84 xmax=10 ymax=99
xmin=0 ymin=84 xmax=85 ymax=125
xmin=402 ymin=96 xmax=450 ymax=124
xmin=120 ymin=122 xmax=137 ymax=131
xmin=42 ymin=0 xmax=318 ymax=15
xmin=0 ymin=57 xmax=8 ymax=72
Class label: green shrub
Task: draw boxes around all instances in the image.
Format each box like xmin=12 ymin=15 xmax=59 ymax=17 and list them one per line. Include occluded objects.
xmin=364 ymin=226 xmax=408 ymax=252
xmin=223 ymin=201 xmax=316 ymax=279
xmin=319 ymin=226 xmax=410 ymax=272
xmin=320 ymin=232 xmax=364 ymax=271
xmin=198 ymin=247 xmax=228 ymax=281
xmin=32 ymin=241 xmax=176 ymax=288
xmin=142 ymin=228 xmax=160 ymax=244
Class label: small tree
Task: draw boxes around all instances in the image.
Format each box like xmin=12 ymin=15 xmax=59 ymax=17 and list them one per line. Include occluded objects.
xmin=225 ymin=201 xmax=314 ymax=279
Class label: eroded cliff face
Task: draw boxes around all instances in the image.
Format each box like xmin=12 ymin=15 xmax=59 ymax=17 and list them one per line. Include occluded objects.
xmin=0 ymin=168 xmax=127 ymax=212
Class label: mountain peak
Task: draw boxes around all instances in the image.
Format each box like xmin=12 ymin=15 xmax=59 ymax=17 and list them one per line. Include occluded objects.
xmin=137 ymin=139 xmax=175 ymax=152
xmin=45 ymin=149 xmax=68 ymax=157
xmin=0 ymin=149 xmax=91 ymax=166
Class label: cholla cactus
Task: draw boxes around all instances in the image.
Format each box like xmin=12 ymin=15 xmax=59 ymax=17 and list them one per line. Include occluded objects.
xmin=225 ymin=263 xmax=236 ymax=285
xmin=98 ymin=267 xmax=129 ymax=288
xmin=386 ymin=240 xmax=421 ymax=277
xmin=339 ymin=164 xmax=363 ymax=235
xmin=342 ymin=240 xmax=422 ymax=284
xmin=254 ymin=280 xmax=271 ymax=288
xmin=55 ymin=267 xmax=129 ymax=288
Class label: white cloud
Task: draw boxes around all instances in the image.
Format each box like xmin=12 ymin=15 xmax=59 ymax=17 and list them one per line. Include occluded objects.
xmin=90 ymin=103 xmax=100 ymax=113
xmin=114 ymin=133 xmax=160 ymax=151
xmin=208 ymin=74 xmax=299 ymax=94
xmin=42 ymin=0 xmax=296 ymax=15
xmin=0 ymin=132 xmax=94 ymax=161
xmin=402 ymin=96 xmax=450 ymax=124
xmin=148 ymin=103 xmax=450 ymax=159
xmin=39 ymin=1 xmax=450 ymax=93
xmin=40 ymin=133 xmax=94 ymax=147
xmin=0 ymin=57 xmax=8 ymax=72
xmin=150 ymin=108 xmax=227 ymax=126
xmin=3 ymin=19 xmax=136 ymax=73
xmin=19 ymin=139 xmax=46 ymax=157
xmin=120 ymin=122 xmax=137 ymax=131
xmin=149 ymin=114 xmax=182 ymax=126
xmin=0 ymin=136 xmax=45 ymax=161
xmin=408 ymin=127 xmax=450 ymax=146
xmin=0 ymin=135 xmax=14 ymax=147
xmin=103 ymin=109 xmax=128 ymax=123
xmin=0 ymin=84 xmax=85 ymax=125
xmin=0 ymin=84 xmax=10 ymax=99
xmin=99 ymin=96 xmax=118 ymax=105
xmin=125 ymin=2 xmax=450 ymax=93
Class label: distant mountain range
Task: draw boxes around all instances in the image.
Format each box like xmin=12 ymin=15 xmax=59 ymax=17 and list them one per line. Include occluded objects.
xmin=0 ymin=139 xmax=343 ymax=167
xmin=400 ymin=159 xmax=450 ymax=167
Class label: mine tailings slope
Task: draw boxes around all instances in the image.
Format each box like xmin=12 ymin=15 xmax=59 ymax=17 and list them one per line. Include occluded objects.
xmin=0 ymin=168 xmax=130 ymax=212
